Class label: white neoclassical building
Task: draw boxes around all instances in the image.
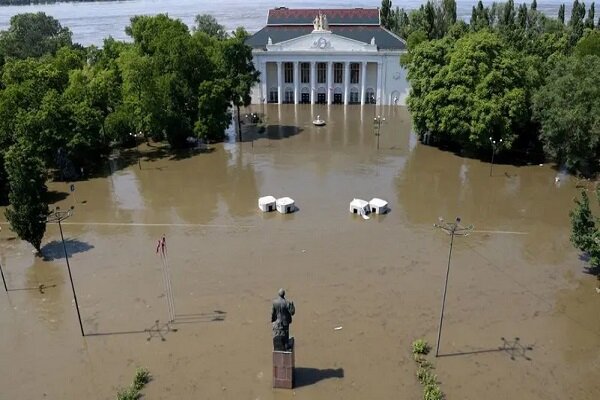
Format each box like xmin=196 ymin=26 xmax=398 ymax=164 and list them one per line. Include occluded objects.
xmin=246 ymin=7 xmax=409 ymax=106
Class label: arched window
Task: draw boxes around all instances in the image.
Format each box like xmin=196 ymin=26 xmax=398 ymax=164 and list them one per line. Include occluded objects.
xmin=350 ymin=87 xmax=359 ymax=104
xmin=366 ymin=88 xmax=375 ymax=104
xmin=284 ymin=87 xmax=294 ymax=103
xmin=269 ymin=87 xmax=278 ymax=103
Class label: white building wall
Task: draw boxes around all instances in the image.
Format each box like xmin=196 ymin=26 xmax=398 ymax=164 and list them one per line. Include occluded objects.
xmin=248 ymin=49 xmax=409 ymax=106
xmin=382 ymin=55 xmax=409 ymax=105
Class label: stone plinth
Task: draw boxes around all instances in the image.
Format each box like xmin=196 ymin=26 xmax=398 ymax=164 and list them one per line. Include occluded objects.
xmin=272 ymin=338 xmax=295 ymax=389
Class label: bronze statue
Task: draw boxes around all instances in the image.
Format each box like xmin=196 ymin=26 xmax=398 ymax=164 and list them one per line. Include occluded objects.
xmin=271 ymin=288 xmax=295 ymax=351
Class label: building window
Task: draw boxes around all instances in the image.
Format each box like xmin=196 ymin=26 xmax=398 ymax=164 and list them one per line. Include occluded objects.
xmin=284 ymin=62 xmax=293 ymax=84
xmin=350 ymin=88 xmax=359 ymax=104
xmin=366 ymin=88 xmax=375 ymax=104
xmin=350 ymin=63 xmax=360 ymax=84
xmin=269 ymin=87 xmax=278 ymax=103
xmin=333 ymin=63 xmax=343 ymax=84
xmin=284 ymin=87 xmax=294 ymax=103
xmin=301 ymin=63 xmax=310 ymax=83
xmin=317 ymin=63 xmax=327 ymax=84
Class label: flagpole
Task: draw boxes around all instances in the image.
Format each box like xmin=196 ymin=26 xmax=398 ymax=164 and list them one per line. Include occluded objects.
xmin=163 ymin=235 xmax=177 ymax=322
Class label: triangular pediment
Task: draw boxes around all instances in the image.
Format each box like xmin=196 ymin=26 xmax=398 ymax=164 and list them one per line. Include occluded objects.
xmin=266 ymin=31 xmax=378 ymax=52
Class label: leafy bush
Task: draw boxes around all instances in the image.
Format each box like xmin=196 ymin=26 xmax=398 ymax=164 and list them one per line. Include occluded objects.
xmin=412 ymin=339 xmax=430 ymax=355
xmin=116 ymin=387 xmax=138 ymax=400
xmin=424 ymin=383 xmax=444 ymax=400
xmin=133 ymin=367 xmax=150 ymax=391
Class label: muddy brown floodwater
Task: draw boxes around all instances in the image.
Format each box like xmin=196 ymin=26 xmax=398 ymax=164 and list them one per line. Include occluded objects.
xmin=0 ymin=105 xmax=598 ymax=400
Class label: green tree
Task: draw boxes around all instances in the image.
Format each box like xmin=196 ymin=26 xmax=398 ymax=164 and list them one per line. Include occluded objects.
xmin=4 ymin=143 xmax=48 ymax=253
xmin=570 ymin=189 xmax=600 ymax=269
xmin=381 ymin=0 xmax=394 ymax=30
xmin=193 ymin=14 xmax=227 ymax=39
xmin=195 ymin=79 xmax=231 ymax=141
xmin=218 ymin=28 xmax=259 ymax=141
xmin=532 ymin=55 xmax=600 ymax=175
xmin=586 ymin=2 xmax=596 ymax=29
xmin=0 ymin=12 xmax=72 ymax=61
xmin=406 ymin=31 xmax=528 ymax=150
xmin=574 ymin=29 xmax=600 ymax=56
xmin=558 ymin=4 xmax=566 ymax=25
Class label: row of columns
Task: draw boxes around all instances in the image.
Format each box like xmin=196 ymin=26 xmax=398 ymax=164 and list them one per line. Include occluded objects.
xmin=267 ymin=61 xmax=378 ymax=105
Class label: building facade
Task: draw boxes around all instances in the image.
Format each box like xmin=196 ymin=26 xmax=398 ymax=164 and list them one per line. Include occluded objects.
xmin=246 ymin=7 xmax=408 ymax=106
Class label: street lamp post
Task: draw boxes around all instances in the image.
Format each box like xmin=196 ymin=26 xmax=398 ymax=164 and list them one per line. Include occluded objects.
xmin=373 ymin=115 xmax=386 ymax=150
xmin=489 ymin=137 xmax=503 ymax=177
xmin=130 ymin=132 xmax=142 ymax=170
xmin=433 ymin=217 xmax=473 ymax=357
xmin=0 ymin=227 xmax=6 ymax=292
xmin=44 ymin=206 xmax=85 ymax=337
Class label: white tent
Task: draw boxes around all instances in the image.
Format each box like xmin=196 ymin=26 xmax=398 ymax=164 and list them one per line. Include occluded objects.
xmin=276 ymin=197 xmax=295 ymax=214
xmin=349 ymin=199 xmax=370 ymax=218
xmin=369 ymin=198 xmax=389 ymax=214
xmin=258 ymin=195 xmax=277 ymax=212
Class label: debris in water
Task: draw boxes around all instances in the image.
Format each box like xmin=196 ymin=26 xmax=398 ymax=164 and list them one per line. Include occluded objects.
xmin=334 ymin=326 xmax=343 ymax=331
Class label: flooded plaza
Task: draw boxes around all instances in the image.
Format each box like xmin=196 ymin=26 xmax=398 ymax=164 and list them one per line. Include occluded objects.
xmin=0 ymin=104 xmax=598 ymax=399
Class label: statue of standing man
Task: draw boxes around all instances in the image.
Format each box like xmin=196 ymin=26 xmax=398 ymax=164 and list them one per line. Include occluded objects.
xmin=271 ymin=288 xmax=295 ymax=351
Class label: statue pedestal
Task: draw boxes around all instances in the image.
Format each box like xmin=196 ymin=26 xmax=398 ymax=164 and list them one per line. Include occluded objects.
xmin=272 ymin=338 xmax=295 ymax=389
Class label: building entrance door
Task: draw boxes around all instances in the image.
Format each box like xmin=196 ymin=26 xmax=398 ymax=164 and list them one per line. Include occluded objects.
xmin=301 ymin=93 xmax=310 ymax=103
xmin=317 ymin=93 xmax=326 ymax=104
xmin=333 ymin=93 xmax=343 ymax=104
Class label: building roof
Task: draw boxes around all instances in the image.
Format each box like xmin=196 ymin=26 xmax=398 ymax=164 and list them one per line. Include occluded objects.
xmin=267 ymin=7 xmax=380 ymax=25
xmin=246 ymin=25 xmax=406 ymax=50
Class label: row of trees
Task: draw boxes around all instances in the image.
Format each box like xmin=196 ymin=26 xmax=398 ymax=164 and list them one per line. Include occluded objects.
xmin=381 ymin=0 xmax=600 ymax=176
xmin=0 ymin=12 xmax=257 ymax=252
xmin=570 ymin=189 xmax=600 ymax=274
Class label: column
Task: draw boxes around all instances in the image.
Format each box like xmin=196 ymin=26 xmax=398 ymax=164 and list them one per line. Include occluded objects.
xmin=327 ymin=61 xmax=333 ymax=105
xmin=360 ymin=61 xmax=367 ymax=105
xmin=277 ymin=61 xmax=282 ymax=105
xmin=310 ymin=61 xmax=316 ymax=104
xmin=294 ymin=61 xmax=299 ymax=104
xmin=376 ymin=61 xmax=383 ymax=105
xmin=260 ymin=62 xmax=267 ymax=103
xmin=343 ymin=62 xmax=350 ymax=105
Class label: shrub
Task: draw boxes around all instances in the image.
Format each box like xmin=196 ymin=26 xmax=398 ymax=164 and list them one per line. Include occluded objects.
xmin=133 ymin=367 xmax=150 ymax=391
xmin=412 ymin=339 xmax=430 ymax=355
xmin=423 ymin=383 xmax=444 ymax=400
xmin=116 ymin=387 xmax=138 ymax=400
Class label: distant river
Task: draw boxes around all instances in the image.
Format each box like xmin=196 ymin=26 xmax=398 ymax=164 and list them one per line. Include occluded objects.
xmin=0 ymin=0 xmax=567 ymax=46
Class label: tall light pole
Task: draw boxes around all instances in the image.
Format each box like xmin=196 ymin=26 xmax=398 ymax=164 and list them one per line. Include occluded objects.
xmin=0 ymin=227 xmax=6 ymax=292
xmin=373 ymin=115 xmax=386 ymax=150
xmin=130 ymin=132 xmax=142 ymax=170
xmin=433 ymin=217 xmax=473 ymax=357
xmin=44 ymin=206 xmax=84 ymax=337
xmin=489 ymin=137 xmax=503 ymax=177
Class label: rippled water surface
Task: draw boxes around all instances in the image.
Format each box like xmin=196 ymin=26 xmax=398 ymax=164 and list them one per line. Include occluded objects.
xmin=0 ymin=104 xmax=598 ymax=399
xmin=0 ymin=0 xmax=567 ymax=46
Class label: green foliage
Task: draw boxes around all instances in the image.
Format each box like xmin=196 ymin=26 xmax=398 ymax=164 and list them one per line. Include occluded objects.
xmin=4 ymin=143 xmax=48 ymax=252
xmin=116 ymin=367 xmax=150 ymax=400
xmin=570 ymin=190 xmax=600 ymax=268
xmin=193 ymin=14 xmax=227 ymax=39
xmin=532 ymin=55 xmax=600 ymax=175
xmin=116 ymin=387 xmax=138 ymax=400
xmin=412 ymin=339 xmax=431 ymax=355
xmin=423 ymin=383 xmax=444 ymax=400
xmin=574 ymin=30 xmax=600 ymax=57
xmin=406 ymin=31 xmax=528 ymax=150
xmin=132 ymin=367 xmax=151 ymax=391
xmin=0 ymin=13 xmax=72 ymax=61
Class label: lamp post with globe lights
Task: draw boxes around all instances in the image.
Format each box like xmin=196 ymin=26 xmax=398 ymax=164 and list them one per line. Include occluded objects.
xmin=489 ymin=137 xmax=503 ymax=177
xmin=373 ymin=115 xmax=386 ymax=150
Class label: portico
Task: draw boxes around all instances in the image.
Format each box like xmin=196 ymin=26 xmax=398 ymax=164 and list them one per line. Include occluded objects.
xmin=247 ymin=7 xmax=409 ymax=106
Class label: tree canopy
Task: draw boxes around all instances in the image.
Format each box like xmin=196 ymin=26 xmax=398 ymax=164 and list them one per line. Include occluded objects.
xmin=385 ymin=0 xmax=600 ymax=176
xmin=0 ymin=12 xmax=258 ymax=249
